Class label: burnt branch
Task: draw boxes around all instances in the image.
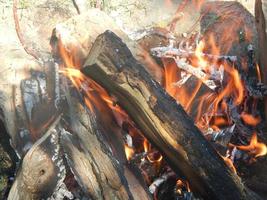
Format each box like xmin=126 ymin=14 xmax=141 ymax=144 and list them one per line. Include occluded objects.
xmin=13 ymin=0 xmax=40 ymax=61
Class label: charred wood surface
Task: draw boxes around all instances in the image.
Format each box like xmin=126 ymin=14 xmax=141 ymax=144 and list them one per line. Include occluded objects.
xmin=82 ymin=31 xmax=261 ymax=200
xmin=61 ymin=85 xmax=151 ymax=200
xmin=8 ymin=116 xmax=65 ymax=200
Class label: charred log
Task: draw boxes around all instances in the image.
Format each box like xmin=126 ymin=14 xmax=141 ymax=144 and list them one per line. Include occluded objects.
xmin=7 ymin=116 xmax=69 ymax=200
xmin=82 ymin=30 xmax=261 ymax=200
xmin=61 ymin=80 xmax=151 ymax=200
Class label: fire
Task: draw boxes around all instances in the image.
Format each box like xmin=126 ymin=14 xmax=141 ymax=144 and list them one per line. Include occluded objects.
xmin=222 ymin=156 xmax=237 ymax=174
xmin=195 ymin=41 xmax=208 ymax=69
xmin=235 ymin=133 xmax=267 ymax=158
xmin=256 ymin=63 xmax=262 ymax=83
xmin=143 ymin=139 xmax=163 ymax=163
xmin=124 ymin=145 xmax=135 ymax=160
xmin=176 ymin=179 xmax=190 ymax=195
xmin=143 ymin=139 xmax=150 ymax=153
xmin=240 ymin=112 xmax=261 ymax=126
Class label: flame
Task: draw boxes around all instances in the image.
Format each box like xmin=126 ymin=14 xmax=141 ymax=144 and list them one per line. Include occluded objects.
xmin=256 ymin=63 xmax=262 ymax=83
xmin=235 ymin=133 xmax=267 ymax=158
xmin=195 ymin=41 xmax=208 ymax=69
xmin=125 ymin=145 xmax=135 ymax=160
xmin=222 ymin=156 xmax=237 ymax=174
xmin=147 ymin=154 xmax=163 ymax=163
xmin=143 ymin=139 xmax=150 ymax=153
xmin=240 ymin=113 xmax=261 ymax=126
xmin=143 ymin=139 xmax=163 ymax=163
xmin=176 ymin=179 xmax=190 ymax=195
xmin=213 ymin=117 xmax=229 ymax=127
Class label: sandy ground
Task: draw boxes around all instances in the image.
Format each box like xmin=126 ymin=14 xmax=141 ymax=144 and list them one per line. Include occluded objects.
xmin=1 ymin=0 xmax=266 ymax=58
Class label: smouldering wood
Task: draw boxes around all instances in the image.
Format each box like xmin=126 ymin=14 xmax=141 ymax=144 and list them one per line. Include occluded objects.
xmin=61 ymin=89 xmax=151 ymax=200
xmin=82 ymin=31 xmax=262 ymax=200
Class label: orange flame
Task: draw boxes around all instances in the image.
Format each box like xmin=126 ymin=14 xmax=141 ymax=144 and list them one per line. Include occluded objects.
xmin=235 ymin=133 xmax=267 ymax=158
xmin=125 ymin=145 xmax=135 ymax=161
xmin=222 ymin=156 xmax=237 ymax=174
xmin=195 ymin=41 xmax=208 ymax=69
xmin=240 ymin=113 xmax=261 ymax=127
xmin=176 ymin=179 xmax=191 ymax=195
xmin=256 ymin=63 xmax=262 ymax=83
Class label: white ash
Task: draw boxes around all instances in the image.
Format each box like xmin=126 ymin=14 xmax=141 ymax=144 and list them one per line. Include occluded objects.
xmin=49 ymin=129 xmax=73 ymax=200
xmin=149 ymin=172 xmax=175 ymax=194
xmin=47 ymin=183 xmax=73 ymax=200
xmin=124 ymin=134 xmax=133 ymax=147
xmin=173 ymin=73 xmax=192 ymax=87
xmin=54 ymin=62 xmax=60 ymax=108
xmin=151 ymin=46 xmax=237 ymax=62
xmin=175 ymin=58 xmax=217 ymax=90
xmin=205 ymin=124 xmax=235 ymax=147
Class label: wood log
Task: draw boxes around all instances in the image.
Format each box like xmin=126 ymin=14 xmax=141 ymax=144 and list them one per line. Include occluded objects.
xmin=201 ymin=2 xmax=258 ymax=59
xmin=0 ymin=48 xmax=59 ymax=156
xmin=255 ymin=0 xmax=267 ymax=122
xmin=7 ymin=116 xmax=69 ymax=200
xmin=61 ymin=80 xmax=151 ymax=200
xmin=82 ymin=30 xmax=262 ymax=200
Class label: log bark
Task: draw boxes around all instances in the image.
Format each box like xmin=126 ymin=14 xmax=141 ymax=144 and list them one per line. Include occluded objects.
xmin=82 ymin=30 xmax=261 ymax=200
xmin=255 ymin=0 xmax=267 ymax=122
xmin=8 ymin=116 xmax=67 ymax=200
xmin=60 ymin=78 xmax=151 ymax=200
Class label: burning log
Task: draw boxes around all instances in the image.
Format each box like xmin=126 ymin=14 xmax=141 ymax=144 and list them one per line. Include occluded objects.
xmin=81 ymin=31 xmax=261 ymax=200
xmin=61 ymin=93 xmax=151 ymax=200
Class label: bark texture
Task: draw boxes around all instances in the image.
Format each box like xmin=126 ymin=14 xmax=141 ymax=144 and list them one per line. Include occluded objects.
xmin=82 ymin=30 xmax=261 ymax=200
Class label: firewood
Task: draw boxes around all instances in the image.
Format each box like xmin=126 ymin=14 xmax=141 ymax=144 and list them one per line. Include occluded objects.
xmin=61 ymin=85 xmax=151 ymax=200
xmin=255 ymin=0 xmax=267 ymax=123
xmin=82 ymin=30 xmax=262 ymax=200
xmin=7 ymin=116 xmax=69 ymax=200
xmin=200 ymin=2 xmax=258 ymax=59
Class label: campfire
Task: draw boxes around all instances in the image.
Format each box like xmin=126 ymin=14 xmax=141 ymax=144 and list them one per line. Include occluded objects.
xmin=2 ymin=0 xmax=267 ymax=200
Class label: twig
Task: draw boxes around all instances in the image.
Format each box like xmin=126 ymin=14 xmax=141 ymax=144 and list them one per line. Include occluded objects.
xmin=168 ymin=0 xmax=189 ymax=32
xmin=72 ymin=0 xmax=81 ymax=14
xmin=13 ymin=0 xmax=40 ymax=61
xmin=151 ymin=46 xmax=237 ymax=62
xmin=175 ymin=58 xmax=217 ymax=90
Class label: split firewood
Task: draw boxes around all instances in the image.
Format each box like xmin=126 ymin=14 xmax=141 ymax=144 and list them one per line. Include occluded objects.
xmin=61 ymin=93 xmax=151 ymax=200
xmin=81 ymin=30 xmax=262 ymax=200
